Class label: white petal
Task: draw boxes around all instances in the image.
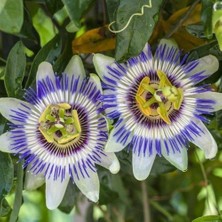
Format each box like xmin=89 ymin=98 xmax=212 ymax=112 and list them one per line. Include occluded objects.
xmin=162 ymin=147 xmax=188 ymax=171
xmin=36 ymin=61 xmax=54 ymax=82
xmin=154 ymin=39 xmax=180 ymax=71
xmin=74 ymin=172 xmax=99 ymax=202
xmin=96 ymin=152 xmax=120 ymax=174
xmin=93 ymin=54 xmax=115 ymax=80
xmin=191 ymin=119 xmax=217 ymax=159
xmin=90 ymin=73 xmax=102 ymax=93
xmin=0 ymin=132 xmax=12 ymax=153
xmin=132 ymin=152 xmax=156 ymax=181
xmin=24 ymin=167 xmax=45 ymax=190
xmin=158 ymin=38 xmax=179 ymax=50
xmin=194 ymin=91 xmax=222 ymax=112
xmin=105 ymin=120 xmax=133 ymax=152
xmin=155 ymin=38 xmax=179 ymax=59
xmin=64 ymin=55 xmax=86 ymax=78
xmin=45 ymin=176 xmax=70 ymax=210
xmin=0 ymin=98 xmax=32 ymax=124
xmin=186 ymin=55 xmax=219 ymax=78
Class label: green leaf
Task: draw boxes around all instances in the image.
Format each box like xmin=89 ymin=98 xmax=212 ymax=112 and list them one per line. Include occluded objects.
xmin=188 ymin=41 xmax=222 ymax=61
xmin=201 ymin=0 xmax=213 ymax=39
xmin=25 ymin=35 xmax=62 ymax=88
xmin=32 ymin=8 xmax=57 ymax=47
xmin=45 ymin=0 xmax=63 ymax=15
xmin=99 ymin=183 xmax=119 ymax=205
xmin=65 ymin=21 xmax=80 ymax=33
xmin=0 ymin=0 xmax=24 ymax=34
xmin=187 ymin=41 xmax=222 ymax=85
xmin=85 ymin=204 xmax=94 ymax=222
xmin=61 ymin=0 xmax=95 ymax=30
xmin=18 ymin=7 xmax=40 ymax=45
xmin=0 ymin=68 xmax=4 ymax=79
xmin=58 ymin=181 xmax=77 ymax=214
xmin=186 ymin=23 xmax=205 ymax=39
xmin=106 ymin=0 xmax=120 ymax=22
xmin=53 ymin=33 xmax=73 ymax=73
xmin=192 ymin=215 xmax=222 ymax=222
xmin=0 ymin=0 xmax=7 ymax=13
xmin=0 ymin=152 xmax=13 ymax=200
xmin=150 ymin=156 xmax=176 ymax=176
xmin=0 ymin=80 xmax=7 ymax=97
xmin=4 ymin=41 xmax=26 ymax=98
xmin=110 ymin=174 xmax=129 ymax=204
xmin=9 ymin=162 xmax=24 ymax=222
xmin=0 ymin=114 xmax=6 ymax=135
xmin=0 ymin=198 xmax=11 ymax=217
xmin=114 ymin=0 xmax=163 ymax=61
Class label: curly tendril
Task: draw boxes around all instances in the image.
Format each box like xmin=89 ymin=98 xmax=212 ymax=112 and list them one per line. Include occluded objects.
xmin=108 ymin=0 xmax=153 ymax=34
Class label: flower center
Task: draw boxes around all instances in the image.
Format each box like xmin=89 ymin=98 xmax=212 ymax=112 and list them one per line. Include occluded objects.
xmin=38 ymin=103 xmax=81 ymax=145
xmin=135 ymin=70 xmax=183 ymax=124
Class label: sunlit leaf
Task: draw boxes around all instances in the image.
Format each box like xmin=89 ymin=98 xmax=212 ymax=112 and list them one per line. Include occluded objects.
xmin=0 ymin=0 xmax=7 ymax=13
xmin=32 ymin=8 xmax=57 ymax=46
xmin=192 ymin=215 xmax=222 ymax=222
xmin=212 ymin=2 xmax=222 ymax=51
xmin=72 ymin=26 xmax=115 ymax=53
xmin=0 ymin=0 xmax=23 ymax=34
xmin=66 ymin=21 xmax=80 ymax=33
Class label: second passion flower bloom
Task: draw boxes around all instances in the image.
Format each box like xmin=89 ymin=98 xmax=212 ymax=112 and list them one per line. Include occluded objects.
xmin=0 ymin=56 xmax=120 ymax=209
xmin=93 ymin=39 xmax=221 ymax=181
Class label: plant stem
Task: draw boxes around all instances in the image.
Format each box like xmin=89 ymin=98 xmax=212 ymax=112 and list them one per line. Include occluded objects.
xmin=102 ymin=0 xmax=107 ymax=26
xmin=112 ymin=207 xmax=125 ymax=222
xmin=9 ymin=162 xmax=24 ymax=222
xmin=141 ymin=181 xmax=151 ymax=222
xmin=0 ymin=57 xmax=6 ymax=63
xmin=150 ymin=201 xmax=173 ymax=221
xmin=195 ymin=151 xmax=220 ymax=215
xmin=97 ymin=204 xmax=112 ymax=222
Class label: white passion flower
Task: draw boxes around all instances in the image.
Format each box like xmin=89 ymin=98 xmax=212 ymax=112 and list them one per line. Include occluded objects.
xmin=0 ymin=55 xmax=120 ymax=210
xmin=93 ymin=39 xmax=221 ymax=181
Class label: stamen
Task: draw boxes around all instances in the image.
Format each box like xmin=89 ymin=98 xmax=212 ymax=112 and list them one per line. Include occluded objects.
xmin=157 ymin=103 xmax=171 ymax=124
xmin=157 ymin=70 xmax=172 ymax=88
xmin=172 ymin=88 xmax=183 ymax=110
xmin=143 ymin=97 xmax=156 ymax=108
xmin=135 ymin=70 xmax=184 ymax=124
xmin=39 ymin=103 xmax=82 ymax=145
